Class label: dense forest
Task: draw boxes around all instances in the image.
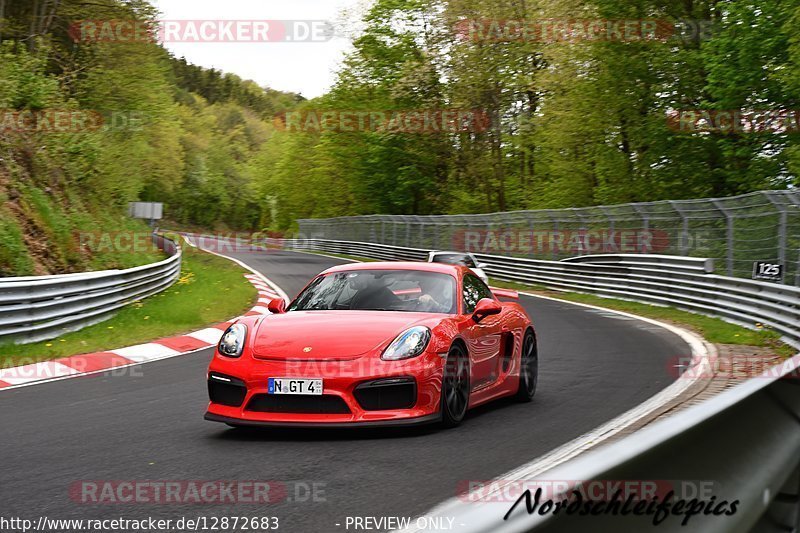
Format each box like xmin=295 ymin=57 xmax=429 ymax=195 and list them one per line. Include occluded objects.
xmin=0 ymin=0 xmax=798 ymax=274
xmin=267 ymin=0 xmax=800 ymax=225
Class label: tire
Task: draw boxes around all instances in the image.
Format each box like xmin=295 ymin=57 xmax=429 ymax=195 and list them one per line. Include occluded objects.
xmin=441 ymin=343 xmax=470 ymax=428
xmin=515 ymin=330 xmax=538 ymax=402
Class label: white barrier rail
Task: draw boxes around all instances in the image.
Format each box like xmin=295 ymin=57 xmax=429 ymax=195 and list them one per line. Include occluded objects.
xmin=0 ymin=233 xmax=181 ymax=345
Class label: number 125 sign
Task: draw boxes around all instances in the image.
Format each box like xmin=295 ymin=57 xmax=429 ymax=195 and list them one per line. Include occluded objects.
xmin=752 ymin=261 xmax=783 ymax=282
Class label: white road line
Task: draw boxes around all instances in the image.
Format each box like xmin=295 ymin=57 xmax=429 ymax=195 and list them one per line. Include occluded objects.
xmin=182 ymin=234 xmax=291 ymax=303
xmin=0 ymin=361 xmax=81 ymax=385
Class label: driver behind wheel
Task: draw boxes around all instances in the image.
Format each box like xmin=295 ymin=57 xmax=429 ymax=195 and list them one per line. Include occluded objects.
xmin=349 ymin=274 xmax=399 ymax=310
xmin=417 ymin=276 xmax=453 ymax=313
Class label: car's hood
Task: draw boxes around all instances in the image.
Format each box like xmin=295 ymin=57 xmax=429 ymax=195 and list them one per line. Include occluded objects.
xmin=251 ymin=310 xmax=442 ymax=360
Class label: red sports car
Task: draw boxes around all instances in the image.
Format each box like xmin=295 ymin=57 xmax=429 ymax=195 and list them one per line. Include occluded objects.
xmin=204 ymin=262 xmax=537 ymax=428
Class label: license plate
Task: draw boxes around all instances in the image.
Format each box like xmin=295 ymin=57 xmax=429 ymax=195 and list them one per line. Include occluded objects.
xmin=268 ymin=378 xmax=323 ymax=395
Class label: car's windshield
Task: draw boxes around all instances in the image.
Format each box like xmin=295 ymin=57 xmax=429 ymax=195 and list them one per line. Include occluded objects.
xmin=432 ymin=253 xmax=476 ymax=268
xmin=288 ymin=270 xmax=457 ymax=314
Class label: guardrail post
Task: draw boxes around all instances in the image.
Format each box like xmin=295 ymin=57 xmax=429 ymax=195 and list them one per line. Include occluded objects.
xmin=571 ymin=208 xmax=587 ymax=257
xmin=599 ymin=206 xmax=615 ymax=254
xmin=547 ymin=212 xmax=559 ymax=261
xmin=668 ymin=201 xmax=690 ymax=256
xmin=632 ymin=204 xmax=651 ymax=253
xmin=765 ymin=191 xmax=789 ymax=283
xmin=711 ymin=199 xmax=735 ymax=277
xmin=528 ymin=213 xmax=536 ymax=259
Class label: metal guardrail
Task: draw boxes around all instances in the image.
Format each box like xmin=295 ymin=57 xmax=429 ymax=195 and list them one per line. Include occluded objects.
xmin=279 ymin=237 xmax=800 ymax=532
xmin=0 ymin=233 xmax=181 ymax=345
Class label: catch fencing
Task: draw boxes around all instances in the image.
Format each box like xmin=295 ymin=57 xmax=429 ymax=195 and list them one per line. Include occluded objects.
xmin=297 ymin=189 xmax=800 ymax=284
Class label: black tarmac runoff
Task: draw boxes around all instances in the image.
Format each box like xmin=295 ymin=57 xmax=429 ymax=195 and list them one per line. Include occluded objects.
xmin=0 ymin=247 xmax=688 ymax=533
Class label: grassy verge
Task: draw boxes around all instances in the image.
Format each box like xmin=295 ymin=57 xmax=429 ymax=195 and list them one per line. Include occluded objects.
xmin=291 ymin=249 xmax=793 ymax=358
xmin=0 ymin=244 xmax=256 ymax=367
xmin=489 ymin=278 xmax=795 ymax=358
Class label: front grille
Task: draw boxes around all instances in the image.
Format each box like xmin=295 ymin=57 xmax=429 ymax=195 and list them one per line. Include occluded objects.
xmin=208 ymin=373 xmax=247 ymax=407
xmin=245 ymin=394 xmax=351 ymax=414
xmin=354 ymin=378 xmax=417 ymax=411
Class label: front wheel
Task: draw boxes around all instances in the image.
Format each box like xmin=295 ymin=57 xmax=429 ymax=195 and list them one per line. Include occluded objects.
xmin=441 ymin=344 xmax=470 ymax=428
xmin=515 ymin=330 xmax=538 ymax=402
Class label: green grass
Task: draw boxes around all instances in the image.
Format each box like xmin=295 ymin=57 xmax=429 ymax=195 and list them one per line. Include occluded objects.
xmin=0 ymin=245 xmax=257 ymax=368
xmin=0 ymin=206 xmax=35 ymax=275
xmin=489 ymin=278 xmax=795 ymax=358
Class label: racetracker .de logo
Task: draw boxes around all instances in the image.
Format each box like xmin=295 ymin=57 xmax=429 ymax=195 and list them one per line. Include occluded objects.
xmin=452 ymin=229 xmax=670 ymax=254
xmin=69 ymin=20 xmax=335 ymax=43
xmin=69 ymin=481 xmax=288 ymax=504
xmin=667 ymin=109 xmax=800 ymax=134
xmin=455 ymin=19 xmax=677 ymax=42
xmin=457 ymin=479 xmax=718 ymax=502
xmin=0 ymin=110 xmax=146 ymax=134
xmin=274 ymin=110 xmax=492 ymax=134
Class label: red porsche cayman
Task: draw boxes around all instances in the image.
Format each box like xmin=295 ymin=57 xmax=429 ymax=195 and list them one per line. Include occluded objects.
xmin=204 ymin=262 xmax=537 ymax=429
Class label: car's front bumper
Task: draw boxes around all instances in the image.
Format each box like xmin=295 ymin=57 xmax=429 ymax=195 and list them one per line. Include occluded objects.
xmin=205 ymin=351 xmax=445 ymax=426
xmin=204 ymin=411 xmax=441 ymax=428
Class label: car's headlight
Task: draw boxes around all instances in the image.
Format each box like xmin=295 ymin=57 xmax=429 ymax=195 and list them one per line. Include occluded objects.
xmin=382 ymin=326 xmax=431 ymax=361
xmin=218 ymin=324 xmax=247 ymax=358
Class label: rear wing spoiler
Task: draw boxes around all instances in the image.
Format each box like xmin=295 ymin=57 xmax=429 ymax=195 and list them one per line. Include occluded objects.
xmin=490 ymin=287 xmax=519 ymax=300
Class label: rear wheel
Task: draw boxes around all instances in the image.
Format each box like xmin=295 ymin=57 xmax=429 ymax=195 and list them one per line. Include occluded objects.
xmin=441 ymin=344 xmax=470 ymax=428
xmin=515 ymin=330 xmax=538 ymax=402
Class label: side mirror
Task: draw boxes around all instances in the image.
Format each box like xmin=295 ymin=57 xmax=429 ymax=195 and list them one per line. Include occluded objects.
xmin=267 ymin=298 xmax=287 ymax=314
xmin=472 ymin=298 xmax=502 ymax=322
xmin=476 ymin=263 xmax=488 ymax=269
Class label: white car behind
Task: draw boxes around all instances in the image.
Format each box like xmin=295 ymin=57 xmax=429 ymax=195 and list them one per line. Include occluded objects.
xmin=427 ymin=251 xmax=489 ymax=285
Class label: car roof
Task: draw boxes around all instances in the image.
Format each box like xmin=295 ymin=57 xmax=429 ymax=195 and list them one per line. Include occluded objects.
xmin=430 ymin=250 xmax=472 ymax=255
xmin=322 ymin=261 xmax=465 ymax=276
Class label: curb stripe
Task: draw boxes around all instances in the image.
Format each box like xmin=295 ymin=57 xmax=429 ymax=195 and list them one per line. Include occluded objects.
xmin=56 ymin=353 xmax=135 ymax=373
xmin=186 ymin=328 xmax=226 ymax=345
xmin=110 ymin=343 xmax=182 ymax=363
xmin=156 ymin=336 xmax=212 ymax=353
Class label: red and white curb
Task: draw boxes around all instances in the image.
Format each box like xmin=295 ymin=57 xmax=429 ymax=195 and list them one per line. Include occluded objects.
xmin=0 ymin=274 xmax=281 ymax=391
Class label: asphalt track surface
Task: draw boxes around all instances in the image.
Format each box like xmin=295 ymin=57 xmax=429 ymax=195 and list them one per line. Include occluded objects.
xmin=0 ymin=247 xmax=689 ymax=532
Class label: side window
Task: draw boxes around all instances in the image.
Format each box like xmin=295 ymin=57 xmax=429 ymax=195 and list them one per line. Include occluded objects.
xmin=462 ymin=274 xmax=493 ymax=313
